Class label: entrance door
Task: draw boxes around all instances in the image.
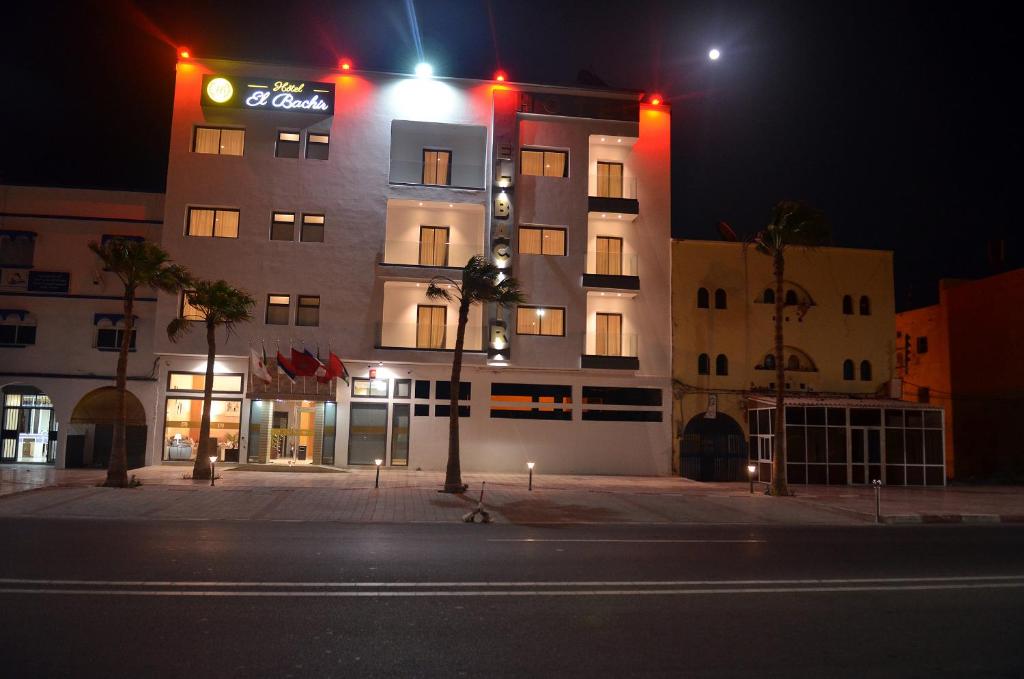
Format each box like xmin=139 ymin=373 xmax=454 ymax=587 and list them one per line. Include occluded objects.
xmin=850 ymin=428 xmax=882 ymax=484
xmin=348 ymin=403 xmax=388 ymax=465
xmin=271 ymin=411 xmax=289 ymax=461
xmin=595 ymin=313 xmax=622 ymax=356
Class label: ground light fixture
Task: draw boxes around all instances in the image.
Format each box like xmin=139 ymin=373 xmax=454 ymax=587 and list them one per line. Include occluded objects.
xmin=527 ymin=461 xmax=535 ymax=491
xmin=747 ymin=464 xmax=756 ymax=494
xmin=414 ymin=62 xmax=433 ymax=78
xmin=210 ymin=456 xmax=218 ymax=487
xmin=375 ymin=458 xmax=383 ymax=488
xmin=708 ymin=48 xmax=721 ymax=61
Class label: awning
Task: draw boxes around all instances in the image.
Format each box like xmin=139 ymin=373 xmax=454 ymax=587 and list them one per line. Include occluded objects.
xmin=747 ymin=394 xmax=940 ymax=410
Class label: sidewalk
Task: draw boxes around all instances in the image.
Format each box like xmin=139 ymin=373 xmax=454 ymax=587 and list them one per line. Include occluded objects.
xmin=0 ymin=464 xmax=1022 ymax=525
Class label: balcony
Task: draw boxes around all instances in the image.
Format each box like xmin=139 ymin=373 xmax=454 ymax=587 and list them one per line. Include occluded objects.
xmin=377 ymin=323 xmax=484 ymax=352
xmin=389 ymin=120 xmax=487 ymax=190
xmin=377 ymin=200 xmax=485 ymax=278
xmin=380 ymin=240 xmax=483 ymax=270
xmin=581 ymin=332 xmax=639 ymax=370
xmin=378 ymin=281 xmax=484 ymax=352
xmin=582 ymin=251 xmax=639 ymax=291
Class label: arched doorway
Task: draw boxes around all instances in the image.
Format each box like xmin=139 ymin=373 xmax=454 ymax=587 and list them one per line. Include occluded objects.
xmin=1 ymin=385 xmax=57 ymax=464
xmin=680 ymin=412 xmax=747 ymax=481
xmin=67 ymin=387 xmax=147 ymax=469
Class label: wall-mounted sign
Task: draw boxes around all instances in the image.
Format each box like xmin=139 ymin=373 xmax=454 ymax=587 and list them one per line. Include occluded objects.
xmin=201 ymin=75 xmax=335 ymax=115
xmin=27 ymin=271 xmax=70 ymax=294
xmin=0 ymin=269 xmax=28 ymax=292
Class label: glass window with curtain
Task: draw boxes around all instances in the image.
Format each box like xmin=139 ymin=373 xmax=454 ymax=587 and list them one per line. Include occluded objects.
xmin=180 ymin=291 xmax=205 ymax=320
xmin=296 ymin=295 xmax=320 ymax=327
xmin=595 ymin=236 xmax=622 ymax=275
xmin=521 ymin=148 xmax=568 ymax=177
xmin=187 ymin=208 xmax=238 ymax=238
xmin=270 ymin=212 xmax=295 ymax=241
xmin=192 ymin=127 xmax=244 ymax=156
xmin=596 ymin=161 xmax=623 ymax=197
xmin=418 ymin=226 xmax=449 ymax=266
xmin=516 ymin=306 xmax=564 ymax=336
xmin=595 ymin=313 xmax=622 ymax=356
xmin=519 ymin=226 xmax=565 ymax=255
xmin=266 ymin=295 xmax=290 ymax=325
xmin=306 ymin=132 xmax=329 ymax=160
xmin=301 ymin=214 xmax=325 ymax=242
xmin=276 ymin=130 xmax=300 ymax=158
xmin=416 ymin=305 xmax=446 ymax=348
xmin=422 ymin=149 xmax=451 ymax=185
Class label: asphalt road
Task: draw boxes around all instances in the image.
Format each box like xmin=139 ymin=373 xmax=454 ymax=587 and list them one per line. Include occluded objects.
xmin=2 ymin=519 xmax=1023 ymax=678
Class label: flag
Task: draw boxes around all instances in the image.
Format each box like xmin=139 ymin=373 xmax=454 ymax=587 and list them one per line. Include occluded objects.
xmin=291 ymin=347 xmax=321 ymax=377
xmin=304 ymin=348 xmax=328 ymax=380
xmin=250 ymin=348 xmax=273 ymax=386
xmin=276 ymin=351 xmax=297 ymax=383
xmin=327 ymin=351 xmax=349 ymax=386
xmin=314 ymin=347 xmax=332 ymax=384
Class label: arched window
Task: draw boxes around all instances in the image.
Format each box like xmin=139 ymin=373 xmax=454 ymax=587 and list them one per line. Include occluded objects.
xmin=860 ymin=360 xmax=872 ymax=381
xmin=763 ymin=354 xmax=776 ymax=370
xmin=714 ymin=288 xmax=727 ymax=309
xmin=697 ymin=287 xmax=709 ymax=309
xmin=787 ymin=355 xmax=800 ymax=371
xmin=842 ymin=295 xmax=853 ymax=315
xmin=763 ymin=288 xmax=775 ymax=304
xmin=843 ymin=359 xmax=854 ymax=380
xmin=697 ymin=353 xmax=710 ymax=375
xmin=715 ymin=354 xmax=729 ymax=376
xmin=785 ymin=290 xmax=798 ymax=306
xmin=859 ymin=295 xmax=871 ymax=316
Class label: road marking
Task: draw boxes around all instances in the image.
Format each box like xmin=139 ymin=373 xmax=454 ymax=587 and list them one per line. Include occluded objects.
xmin=486 ymin=539 xmax=767 ymax=544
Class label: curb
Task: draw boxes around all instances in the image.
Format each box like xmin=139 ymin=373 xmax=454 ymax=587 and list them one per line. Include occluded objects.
xmin=883 ymin=513 xmax=1024 ymax=524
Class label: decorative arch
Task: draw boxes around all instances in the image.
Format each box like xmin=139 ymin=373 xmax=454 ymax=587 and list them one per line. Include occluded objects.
xmin=70 ymin=387 xmax=146 ymax=426
xmin=860 ymin=360 xmax=873 ymax=381
xmin=66 ymin=387 xmax=148 ymax=469
xmin=696 ymin=287 xmax=710 ymax=309
xmin=843 ymin=359 xmax=855 ymax=380
xmin=0 ymin=384 xmax=57 ymax=464
xmin=757 ymin=346 xmax=818 ymax=372
xmin=715 ymin=354 xmax=729 ymax=376
xmin=714 ymin=288 xmax=727 ymax=309
xmin=697 ymin=353 xmax=710 ymax=375
xmin=680 ymin=412 xmax=747 ymax=481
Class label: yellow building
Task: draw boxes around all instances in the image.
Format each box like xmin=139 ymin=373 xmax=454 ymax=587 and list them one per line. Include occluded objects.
xmin=671 ymin=240 xmax=946 ymax=486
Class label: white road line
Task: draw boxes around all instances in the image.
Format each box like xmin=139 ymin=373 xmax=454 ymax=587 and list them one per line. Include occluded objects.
xmin=2 ymin=582 xmax=1024 ymax=598
xmin=486 ymin=539 xmax=767 ymax=543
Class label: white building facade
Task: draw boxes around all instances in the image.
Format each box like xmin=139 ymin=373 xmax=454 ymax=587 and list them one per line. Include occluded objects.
xmin=146 ymin=57 xmax=673 ymax=475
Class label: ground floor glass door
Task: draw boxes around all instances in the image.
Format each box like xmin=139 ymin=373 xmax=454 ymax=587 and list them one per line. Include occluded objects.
xmin=850 ymin=428 xmax=882 ymax=484
xmin=348 ymin=402 xmax=388 ymax=465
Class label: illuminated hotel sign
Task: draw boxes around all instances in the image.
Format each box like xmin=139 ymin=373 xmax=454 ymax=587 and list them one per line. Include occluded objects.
xmin=201 ymin=75 xmax=335 ymax=115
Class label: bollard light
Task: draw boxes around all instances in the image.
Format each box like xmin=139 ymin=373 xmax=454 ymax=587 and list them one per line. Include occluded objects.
xmin=375 ymin=458 xmax=383 ymax=489
xmin=872 ymin=479 xmax=882 ymax=523
xmin=527 ymin=461 xmax=535 ymax=491
xmin=209 ymin=455 xmax=218 ymax=487
xmin=747 ymin=464 xmax=756 ymax=494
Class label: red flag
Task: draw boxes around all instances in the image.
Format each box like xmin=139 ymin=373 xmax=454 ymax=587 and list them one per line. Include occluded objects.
xmin=276 ymin=351 xmax=297 ymax=383
xmin=328 ymin=352 xmax=349 ymax=385
xmin=291 ymin=348 xmax=320 ymax=377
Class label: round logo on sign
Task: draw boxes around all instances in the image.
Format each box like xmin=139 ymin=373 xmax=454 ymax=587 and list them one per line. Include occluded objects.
xmin=206 ymin=77 xmax=234 ymax=103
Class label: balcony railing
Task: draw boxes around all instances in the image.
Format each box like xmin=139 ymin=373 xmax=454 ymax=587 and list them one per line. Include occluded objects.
xmin=380 ymin=240 xmax=483 ymax=268
xmin=582 ymin=331 xmax=639 ymax=370
xmin=587 ymin=174 xmax=638 ymax=199
xmin=377 ymin=322 xmax=484 ymax=351
xmin=388 ymin=160 xmax=486 ymax=190
xmin=585 ymin=251 xmax=638 ymax=277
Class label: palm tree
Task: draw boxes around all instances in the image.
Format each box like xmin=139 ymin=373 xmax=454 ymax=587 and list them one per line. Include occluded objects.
xmin=427 ymin=256 xmax=524 ymax=493
xmin=166 ymin=280 xmax=255 ymax=481
xmin=752 ymin=201 xmax=830 ymax=496
xmin=88 ymin=239 xmax=190 ymax=488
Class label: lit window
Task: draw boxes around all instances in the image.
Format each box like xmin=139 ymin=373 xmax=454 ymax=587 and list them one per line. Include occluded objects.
xmin=180 ymin=291 xmax=205 ymax=320
xmin=595 ymin=161 xmax=623 ymax=197
xmin=270 ymin=212 xmax=295 ymax=241
xmin=167 ymin=372 xmax=244 ymax=393
xmin=422 ymin=149 xmax=451 ymax=185
xmin=306 ymin=132 xmax=330 ymax=160
xmin=419 ymin=227 xmax=450 ymax=266
xmin=266 ymin=294 xmax=291 ymax=325
xmin=301 ymin=214 xmax=325 ymax=242
xmin=416 ymin=305 xmax=447 ymax=349
xmin=519 ymin=226 xmax=566 ymax=256
xmin=192 ymin=126 xmax=244 ymax=156
xmin=521 ymin=148 xmax=568 ymax=177
xmin=352 ymin=378 xmax=388 ymax=398
xmin=296 ymin=295 xmax=320 ymax=327
xmin=595 ymin=236 xmax=622 ymax=274
xmin=187 ymin=208 xmax=239 ymax=238
xmin=516 ymin=306 xmax=564 ymax=336
xmin=276 ymin=130 xmax=301 ymax=158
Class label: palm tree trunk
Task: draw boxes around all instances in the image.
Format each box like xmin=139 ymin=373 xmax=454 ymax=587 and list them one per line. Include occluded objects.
xmin=104 ymin=290 xmax=133 ymax=487
xmin=770 ymin=249 xmax=790 ymax=496
xmin=443 ymin=301 xmax=469 ymax=493
xmin=192 ymin=321 xmax=217 ymax=481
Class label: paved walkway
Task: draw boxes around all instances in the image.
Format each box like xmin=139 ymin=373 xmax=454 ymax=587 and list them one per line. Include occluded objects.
xmin=1 ymin=465 xmax=1022 ymax=525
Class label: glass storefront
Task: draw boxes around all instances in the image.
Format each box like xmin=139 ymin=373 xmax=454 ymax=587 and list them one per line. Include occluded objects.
xmin=1 ymin=386 xmax=57 ymax=464
xmin=247 ymin=399 xmax=335 ymax=465
xmin=163 ymin=397 xmax=242 ymax=462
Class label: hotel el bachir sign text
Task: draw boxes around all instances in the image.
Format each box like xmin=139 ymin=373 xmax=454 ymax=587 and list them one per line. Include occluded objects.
xmin=201 ymin=75 xmax=335 ymax=115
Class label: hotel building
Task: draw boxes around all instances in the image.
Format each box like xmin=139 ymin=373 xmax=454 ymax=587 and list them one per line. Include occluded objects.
xmin=1 ymin=55 xmax=673 ymax=474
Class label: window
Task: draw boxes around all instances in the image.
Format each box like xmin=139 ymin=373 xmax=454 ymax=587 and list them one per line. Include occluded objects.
xmin=0 ymin=231 xmax=36 ymax=268
xmin=714 ymin=288 xmax=727 ymax=309
xmin=296 ymin=295 xmax=320 ymax=327
xmin=276 ymin=130 xmax=301 ymax=158
xmin=595 ymin=161 xmax=623 ymax=197
xmin=187 ymin=208 xmax=239 ymax=238
xmin=785 ymin=290 xmax=798 ymax=306
xmin=393 ymin=379 xmax=412 ymax=399
xmin=301 ymin=214 xmax=325 ymax=243
xmin=180 ymin=291 xmax=205 ymax=320
xmin=419 ymin=226 xmax=449 ymax=266
xmin=697 ymin=287 xmax=709 ymax=309
xmin=787 ymin=355 xmax=800 ymax=371
xmin=306 ymin=132 xmax=329 ymax=160
xmin=595 ymin=313 xmax=622 ymax=356
xmin=763 ymin=354 xmax=776 ymax=370
xmin=416 ymin=305 xmax=446 ymax=349
xmin=163 ymin=397 xmax=241 ymax=462
xmin=582 ymin=386 xmax=662 ymax=406
xmin=192 ymin=126 xmax=244 ymax=156
xmin=843 ymin=359 xmax=855 ymax=380
xmin=917 ymin=386 xmax=930 ymax=403
xmin=521 ymin=148 xmax=568 ymax=177
xmin=96 ymin=325 xmax=136 ymax=352
xmin=842 ymin=295 xmax=853 ymax=315
xmin=715 ymin=354 xmax=729 ymax=376
xmin=517 ymin=306 xmax=564 ymax=336
xmin=490 ymin=382 xmax=572 ymax=420
xmin=859 ymin=295 xmax=871 ymax=315
xmin=435 ymin=381 xmax=471 ymax=401
xmin=595 ymin=236 xmax=623 ymax=275
xmin=266 ymin=294 xmax=290 ymax=325
xmin=697 ymin=353 xmax=710 ymax=375
xmin=519 ymin=226 xmax=566 ymax=256
xmin=414 ymin=380 xmax=430 ymax=399
xmin=916 ymin=336 xmax=928 ymax=354
xmin=168 ymin=372 xmax=244 ymax=393
xmin=270 ymin=212 xmax=295 ymax=241
xmin=860 ymin=360 xmax=872 ymax=381
xmin=0 ymin=311 xmax=35 ymax=346
xmin=435 ymin=405 xmax=470 ymax=417
xmin=763 ymin=288 xmax=775 ymax=304
xmin=422 ymin=149 xmax=451 ymax=185
xmin=352 ymin=378 xmax=388 ymax=398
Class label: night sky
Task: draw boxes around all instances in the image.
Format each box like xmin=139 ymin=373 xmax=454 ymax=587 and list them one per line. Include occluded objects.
xmin=2 ymin=1 xmax=1018 ymax=310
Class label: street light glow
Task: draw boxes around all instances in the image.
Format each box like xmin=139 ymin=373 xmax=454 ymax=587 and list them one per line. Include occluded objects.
xmin=709 ymin=48 xmax=721 ymax=61
xmin=415 ymin=62 xmax=433 ymax=78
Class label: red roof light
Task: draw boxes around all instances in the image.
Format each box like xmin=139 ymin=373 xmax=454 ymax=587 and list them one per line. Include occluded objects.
xmin=178 ymin=46 xmax=191 ymax=60
xmin=339 ymin=58 xmax=353 ymax=71
xmin=649 ymin=93 xmax=663 ymax=106
xmin=494 ymin=70 xmax=507 ymax=82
